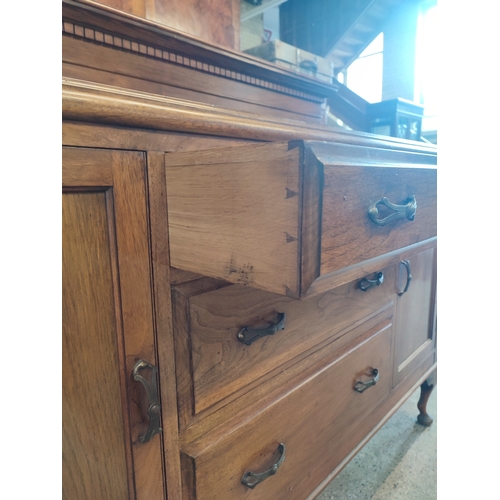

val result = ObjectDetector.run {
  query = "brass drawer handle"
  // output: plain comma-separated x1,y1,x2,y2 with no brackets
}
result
132,360,163,443
398,259,412,296
241,443,286,489
354,368,379,393
368,195,417,226
237,313,285,346
358,271,384,291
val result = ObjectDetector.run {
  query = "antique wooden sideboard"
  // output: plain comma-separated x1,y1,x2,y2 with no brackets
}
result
62,2,437,498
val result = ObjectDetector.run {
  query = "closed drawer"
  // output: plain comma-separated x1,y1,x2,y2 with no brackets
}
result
318,146,437,275
166,140,436,298
172,265,395,426
181,318,393,500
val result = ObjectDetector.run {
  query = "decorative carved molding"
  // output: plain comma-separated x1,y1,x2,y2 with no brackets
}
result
62,20,324,104
62,77,437,156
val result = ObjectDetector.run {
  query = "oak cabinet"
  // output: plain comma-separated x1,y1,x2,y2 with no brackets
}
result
63,138,436,500
61,141,436,500
62,3,437,497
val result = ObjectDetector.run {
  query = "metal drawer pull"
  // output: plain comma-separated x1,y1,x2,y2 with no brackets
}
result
358,271,384,291
132,359,163,443
241,443,286,489
398,259,412,296
354,368,379,393
237,313,285,346
368,195,417,226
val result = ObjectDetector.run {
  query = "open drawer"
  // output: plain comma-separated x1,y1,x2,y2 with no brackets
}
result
165,140,436,298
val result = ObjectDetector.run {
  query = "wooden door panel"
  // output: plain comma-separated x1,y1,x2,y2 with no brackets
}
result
62,191,130,500
393,246,437,387
62,148,165,499
62,147,113,186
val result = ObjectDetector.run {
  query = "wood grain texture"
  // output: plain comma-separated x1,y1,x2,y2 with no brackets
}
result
172,278,232,429
62,37,324,123
298,142,323,292
183,320,393,500
62,78,438,155
61,0,435,131
110,150,165,499
310,355,436,498
303,238,437,299
319,163,437,275
149,0,239,50
393,246,437,387
179,306,394,453
165,140,436,297
61,0,334,107
62,147,113,186
306,139,437,167
62,147,165,500
63,121,256,153
165,143,302,296
61,63,324,125
62,0,376,129
90,0,146,17
146,151,183,499
63,191,130,500
85,0,239,49
60,3,439,496
173,265,396,424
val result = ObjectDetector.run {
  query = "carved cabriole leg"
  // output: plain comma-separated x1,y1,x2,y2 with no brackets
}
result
417,370,437,426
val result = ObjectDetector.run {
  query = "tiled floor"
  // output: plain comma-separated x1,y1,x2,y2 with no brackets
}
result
316,387,437,500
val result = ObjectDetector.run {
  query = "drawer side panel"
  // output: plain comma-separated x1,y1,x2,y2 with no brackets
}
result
166,145,302,296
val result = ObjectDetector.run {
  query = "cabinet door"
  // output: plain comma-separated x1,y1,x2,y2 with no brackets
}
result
62,148,165,499
393,246,437,387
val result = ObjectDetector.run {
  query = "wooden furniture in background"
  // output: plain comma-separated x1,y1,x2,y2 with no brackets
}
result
81,0,240,49
62,2,437,498
368,98,425,140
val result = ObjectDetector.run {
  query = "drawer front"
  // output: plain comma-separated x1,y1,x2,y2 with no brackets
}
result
182,319,393,500
173,266,396,424
320,164,437,275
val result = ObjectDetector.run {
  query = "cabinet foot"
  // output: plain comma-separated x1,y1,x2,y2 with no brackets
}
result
417,371,436,426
